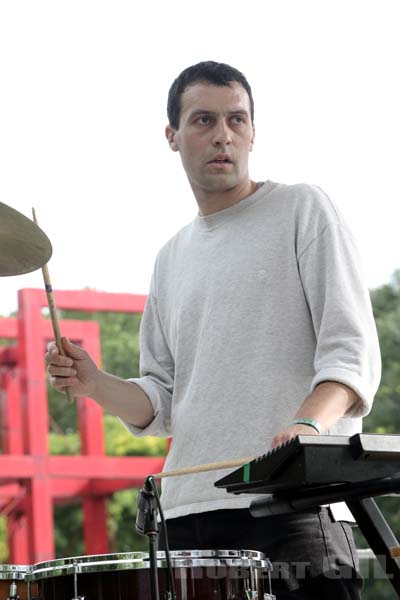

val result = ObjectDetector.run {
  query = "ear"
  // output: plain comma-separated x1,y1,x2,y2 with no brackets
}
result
165,125,179,152
249,125,255,152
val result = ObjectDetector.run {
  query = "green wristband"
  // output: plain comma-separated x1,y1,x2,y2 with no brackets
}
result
292,418,322,434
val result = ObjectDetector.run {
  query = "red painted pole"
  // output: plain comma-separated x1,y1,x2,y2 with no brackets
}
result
18,289,54,562
8,513,30,565
78,321,109,555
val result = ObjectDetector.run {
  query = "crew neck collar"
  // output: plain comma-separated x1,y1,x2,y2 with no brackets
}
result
194,180,278,231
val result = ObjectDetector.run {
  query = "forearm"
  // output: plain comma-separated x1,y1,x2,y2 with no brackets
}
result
91,370,155,428
294,381,360,432
271,381,360,448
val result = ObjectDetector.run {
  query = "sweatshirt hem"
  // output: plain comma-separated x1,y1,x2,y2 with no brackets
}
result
162,497,355,523
163,496,258,521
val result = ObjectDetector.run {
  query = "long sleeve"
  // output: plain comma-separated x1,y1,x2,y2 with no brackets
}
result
124,286,175,438
298,221,381,417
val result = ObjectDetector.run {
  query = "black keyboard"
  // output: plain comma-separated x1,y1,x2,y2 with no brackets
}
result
214,434,400,495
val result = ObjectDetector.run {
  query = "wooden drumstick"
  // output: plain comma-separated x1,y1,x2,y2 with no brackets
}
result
32,208,74,404
152,456,255,479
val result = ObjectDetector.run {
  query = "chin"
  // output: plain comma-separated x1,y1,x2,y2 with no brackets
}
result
203,176,238,192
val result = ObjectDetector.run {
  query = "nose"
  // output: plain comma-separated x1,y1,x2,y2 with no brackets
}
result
212,119,232,146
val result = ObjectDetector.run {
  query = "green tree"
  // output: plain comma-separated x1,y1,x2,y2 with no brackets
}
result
364,270,400,436
353,270,400,598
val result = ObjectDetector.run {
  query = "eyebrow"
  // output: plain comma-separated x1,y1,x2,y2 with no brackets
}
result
189,109,249,118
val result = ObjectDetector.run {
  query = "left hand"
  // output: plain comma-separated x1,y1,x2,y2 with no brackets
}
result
271,424,320,449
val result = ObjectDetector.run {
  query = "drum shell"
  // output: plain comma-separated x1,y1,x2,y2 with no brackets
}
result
30,551,273,600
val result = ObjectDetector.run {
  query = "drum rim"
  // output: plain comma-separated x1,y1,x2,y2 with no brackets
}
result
152,557,270,569
156,550,266,560
152,550,270,571
29,550,270,580
30,552,149,580
0,564,29,580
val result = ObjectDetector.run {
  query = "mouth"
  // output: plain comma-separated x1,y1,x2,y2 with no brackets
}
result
207,156,233,166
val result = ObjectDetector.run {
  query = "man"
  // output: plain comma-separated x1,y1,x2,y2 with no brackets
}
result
46,61,381,598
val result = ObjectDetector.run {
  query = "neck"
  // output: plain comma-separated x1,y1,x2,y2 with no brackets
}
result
194,179,258,216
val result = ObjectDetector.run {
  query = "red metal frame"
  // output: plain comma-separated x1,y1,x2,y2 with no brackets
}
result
0,288,165,564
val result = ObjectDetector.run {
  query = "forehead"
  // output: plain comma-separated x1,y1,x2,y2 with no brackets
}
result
180,82,251,118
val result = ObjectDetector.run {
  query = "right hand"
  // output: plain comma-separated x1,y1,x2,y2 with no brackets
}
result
45,337,99,397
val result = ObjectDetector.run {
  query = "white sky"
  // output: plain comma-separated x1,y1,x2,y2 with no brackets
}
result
1,0,399,317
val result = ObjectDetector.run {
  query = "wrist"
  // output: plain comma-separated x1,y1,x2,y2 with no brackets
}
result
291,417,322,434
90,368,105,399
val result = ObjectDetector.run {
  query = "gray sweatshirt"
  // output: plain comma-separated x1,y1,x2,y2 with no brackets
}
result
125,180,381,520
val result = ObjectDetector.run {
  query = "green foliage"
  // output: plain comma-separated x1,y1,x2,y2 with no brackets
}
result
107,489,149,553
0,517,7,562
361,572,396,600
370,271,400,320
98,312,141,379
0,338,15,347
355,270,400,597
364,269,400,436
54,504,84,558
104,414,167,456
49,431,80,455
48,383,78,435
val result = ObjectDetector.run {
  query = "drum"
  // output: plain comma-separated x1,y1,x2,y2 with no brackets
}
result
30,550,274,599
0,564,36,600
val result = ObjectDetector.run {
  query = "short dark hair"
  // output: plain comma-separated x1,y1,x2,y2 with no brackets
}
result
167,61,254,130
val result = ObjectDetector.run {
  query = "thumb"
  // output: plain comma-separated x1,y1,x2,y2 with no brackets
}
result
61,337,87,360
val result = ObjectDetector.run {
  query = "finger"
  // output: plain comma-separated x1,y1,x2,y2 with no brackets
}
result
61,337,88,360
46,352,74,368
48,365,77,378
271,433,290,448
47,340,58,353
49,375,79,390
44,345,60,365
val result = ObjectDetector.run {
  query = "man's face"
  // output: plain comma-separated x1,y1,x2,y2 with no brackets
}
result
166,82,255,195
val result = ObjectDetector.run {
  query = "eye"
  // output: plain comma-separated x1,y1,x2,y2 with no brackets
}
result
195,115,212,125
231,115,245,124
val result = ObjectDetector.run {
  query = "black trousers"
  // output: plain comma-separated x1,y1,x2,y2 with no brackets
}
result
159,507,363,599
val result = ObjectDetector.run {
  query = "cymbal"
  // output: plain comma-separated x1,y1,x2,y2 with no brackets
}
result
0,201,53,276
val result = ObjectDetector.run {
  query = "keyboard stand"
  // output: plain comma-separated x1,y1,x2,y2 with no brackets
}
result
347,497,400,595
250,475,400,596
